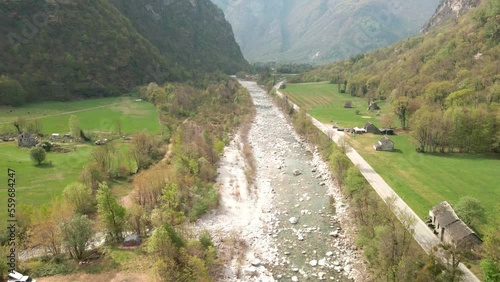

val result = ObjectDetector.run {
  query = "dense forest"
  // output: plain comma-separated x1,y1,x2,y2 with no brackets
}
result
0,0,248,106
295,0,499,153
112,0,248,74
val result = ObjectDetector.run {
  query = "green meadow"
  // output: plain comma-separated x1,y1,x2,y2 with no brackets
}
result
0,142,91,215
283,82,500,234
282,81,386,127
0,97,161,134
0,97,158,221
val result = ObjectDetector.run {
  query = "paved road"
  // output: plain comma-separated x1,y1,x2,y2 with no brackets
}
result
274,83,480,282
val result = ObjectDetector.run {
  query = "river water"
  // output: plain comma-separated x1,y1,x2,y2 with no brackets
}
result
197,81,361,281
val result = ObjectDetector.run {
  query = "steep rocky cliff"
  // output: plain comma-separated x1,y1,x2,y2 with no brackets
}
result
421,0,481,32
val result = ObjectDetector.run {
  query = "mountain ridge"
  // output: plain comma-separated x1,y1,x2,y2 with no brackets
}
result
211,0,440,64
421,0,481,32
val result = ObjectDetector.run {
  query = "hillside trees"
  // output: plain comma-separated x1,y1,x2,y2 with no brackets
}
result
298,0,499,153
0,75,26,106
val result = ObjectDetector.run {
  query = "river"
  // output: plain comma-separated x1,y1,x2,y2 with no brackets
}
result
197,81,362,281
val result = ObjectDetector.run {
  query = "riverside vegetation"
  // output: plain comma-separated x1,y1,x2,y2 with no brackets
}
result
0,75,254,281
269,87,499,281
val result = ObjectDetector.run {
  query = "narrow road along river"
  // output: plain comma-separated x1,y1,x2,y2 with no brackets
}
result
197,81,362,281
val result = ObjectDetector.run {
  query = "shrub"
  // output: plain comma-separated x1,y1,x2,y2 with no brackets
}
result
30,147,46,165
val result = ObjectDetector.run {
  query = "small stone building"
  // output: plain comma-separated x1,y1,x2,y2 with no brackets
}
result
429,201,482,249
367,102,380,111
364,122,381,134
373,136,394,151
17,132,38,148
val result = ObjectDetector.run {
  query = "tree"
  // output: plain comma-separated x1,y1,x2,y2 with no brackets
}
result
30,147,46,165
127,203,148,236
30,199,74,256
481,208,500,282
97,182,126,242
130,132,163,170
63,182,95,215
69,115,80,140
161,183,185,225
60,214,94,260
393,96,410,129
455,196,485,226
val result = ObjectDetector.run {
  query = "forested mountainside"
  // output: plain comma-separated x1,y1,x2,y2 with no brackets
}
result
111,0,248,74
211,0,439,64
0,0,248,106
297,0,500,153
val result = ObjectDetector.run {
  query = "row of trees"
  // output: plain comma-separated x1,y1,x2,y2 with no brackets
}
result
410,105,498,153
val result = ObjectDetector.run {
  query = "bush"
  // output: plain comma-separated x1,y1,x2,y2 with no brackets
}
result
30,147,46,165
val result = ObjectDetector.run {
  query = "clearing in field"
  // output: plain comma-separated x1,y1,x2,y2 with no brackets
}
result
282,81,500,235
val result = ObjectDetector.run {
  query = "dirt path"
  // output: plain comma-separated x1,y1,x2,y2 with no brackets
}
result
275,82,480,282
37,271,149,282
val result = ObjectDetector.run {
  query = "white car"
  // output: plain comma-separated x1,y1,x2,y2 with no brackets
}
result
8,271,36,282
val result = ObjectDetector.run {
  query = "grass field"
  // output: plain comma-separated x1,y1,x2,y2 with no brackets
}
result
283,82,500,235
0,97,158,222
282,81,386,127
0,97,161,134
0,142,92,217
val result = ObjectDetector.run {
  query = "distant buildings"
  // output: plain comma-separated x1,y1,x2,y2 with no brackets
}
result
429,201,482,249
373,136,394,151
17,132,38,148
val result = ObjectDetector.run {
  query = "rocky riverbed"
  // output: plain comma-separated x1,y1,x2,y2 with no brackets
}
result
196,81,364,281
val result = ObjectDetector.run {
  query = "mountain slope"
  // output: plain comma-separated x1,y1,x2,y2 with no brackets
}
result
421,0,481,31
0,0,172,104
298,0,499,152
111,0,248,74
0,0,248,106
211,0,439,64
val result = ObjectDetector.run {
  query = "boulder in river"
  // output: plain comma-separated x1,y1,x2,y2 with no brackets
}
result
289,217,299,224
293,169,302,176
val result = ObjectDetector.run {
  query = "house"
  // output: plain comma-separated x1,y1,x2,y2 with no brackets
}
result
17,132,38,148
373,136,394,151
8,270,36,282
380,128,395,135
363,122,381,134
429,202,482,249
367,102,380,111
123,234,142,247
